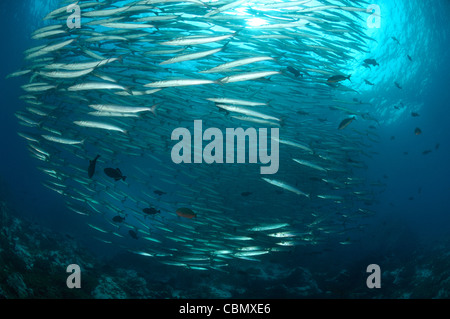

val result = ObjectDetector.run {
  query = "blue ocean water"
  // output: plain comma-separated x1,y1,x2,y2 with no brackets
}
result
0,0,450,299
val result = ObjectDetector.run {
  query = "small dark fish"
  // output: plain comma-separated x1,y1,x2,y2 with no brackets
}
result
318,118,328,123
287,66,302,78
422,150,432,155
415,127,422,135
369,125,377,129
390,136,395,140
104,168,126,181
392,37,400,45
394,105,400,110
241,191,252,196
176,207,197,219
403,152,409,155
435,143,440,150
129,230,138,239
411,112,420,117
112,215,125,223
407,55,412,62
395,82,402,89
297,110,310,116
363,59,379,67
327,74,351,83
88,155,100,178
154,190,166,196
409,196,414,201
364,79,374,86
338,117,356,130
418,187,422,194
143,207,160,215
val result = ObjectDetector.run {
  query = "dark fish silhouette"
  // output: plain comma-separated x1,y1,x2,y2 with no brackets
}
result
407,55,412,62
154,190,166,196
241,192,252,197
88,155,100,178
364,79,374,86
422,150,432,155
392,37,400,45
286,66,302,78
395,82,402,89
363,59,379,68
143,207,160,215
176,207,197,219
415,127,422,135
112,215,125,223
338,117,356,130
296,110,310,116
435,143,440,150
327,74,351,83
411,112,420,117
104,168,126,181
129,230,138,239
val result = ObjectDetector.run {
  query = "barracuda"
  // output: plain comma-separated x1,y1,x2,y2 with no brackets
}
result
42,135,85,145
215,104,280,122
206,97,267,107
159,48,222,65
201,56,275,73
73,121,127,134
67,82,128,91
89,104,158,114
10,0,384,269
160,34,234,46
292,158,328,172
43,56,122,71
144,78,215,88
25,39,75,60
219,71,281,83
248,223,290,232
262,178,310,198
39,68,95,79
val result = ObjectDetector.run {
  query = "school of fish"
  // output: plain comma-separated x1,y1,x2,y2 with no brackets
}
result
9,0,384,270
